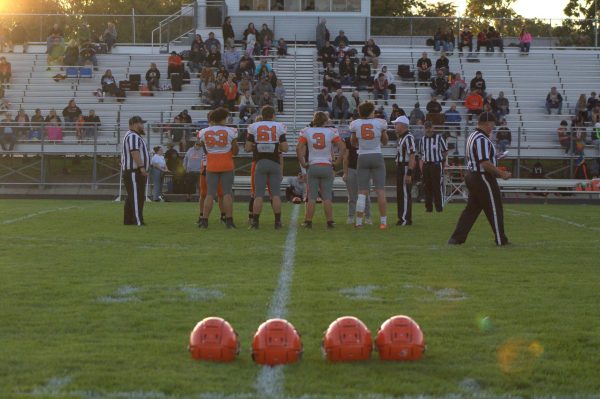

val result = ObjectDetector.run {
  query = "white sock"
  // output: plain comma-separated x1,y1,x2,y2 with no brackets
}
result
356,217,363,226
380,216,387,225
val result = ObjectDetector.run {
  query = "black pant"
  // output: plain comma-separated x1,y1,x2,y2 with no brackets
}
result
389,83,397,99
450,172,508,246
277,99,284,113
396,163,412,225
123,169,146,225
458,42,473,52
422,162,443,212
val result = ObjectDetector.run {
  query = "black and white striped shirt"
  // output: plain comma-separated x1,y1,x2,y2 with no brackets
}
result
121,130,149,171
396,132,416,163
419,134,448,163
466,128,496,173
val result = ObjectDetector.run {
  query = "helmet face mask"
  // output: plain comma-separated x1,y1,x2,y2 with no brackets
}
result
375,315,426,361
189,317,240,362
322,316,372,362
252,318,303,366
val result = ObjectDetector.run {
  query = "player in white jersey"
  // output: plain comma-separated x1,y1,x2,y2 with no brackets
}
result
245,106,288,229
349,101,389,229
296,111,345,228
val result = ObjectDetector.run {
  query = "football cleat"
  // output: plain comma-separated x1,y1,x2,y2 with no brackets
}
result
252,318,303,366
322,316,372,362
375,315,426,361
189,317,240,362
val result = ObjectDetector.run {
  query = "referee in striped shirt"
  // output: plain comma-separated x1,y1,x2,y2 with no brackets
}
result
418,121,448,213
121,116,149,226
449,112,511,246
393,116,416,226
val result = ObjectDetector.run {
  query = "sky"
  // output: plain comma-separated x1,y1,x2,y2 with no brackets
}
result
429,0,571,20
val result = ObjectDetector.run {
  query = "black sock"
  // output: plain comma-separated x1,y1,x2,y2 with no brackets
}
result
252,214,260,225
274,213,281,223
248,197,254,214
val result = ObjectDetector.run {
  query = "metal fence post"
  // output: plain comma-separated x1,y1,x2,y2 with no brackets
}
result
132,8,136,44
92,126,98,189
516,127,521,178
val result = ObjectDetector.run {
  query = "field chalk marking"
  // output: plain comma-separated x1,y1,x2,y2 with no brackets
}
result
255,205,300,399
540,214,600,231
2,206,81,225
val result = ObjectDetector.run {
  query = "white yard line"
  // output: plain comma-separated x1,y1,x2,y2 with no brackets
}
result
540,214,600,231
1,206,82,225
254,205,300,399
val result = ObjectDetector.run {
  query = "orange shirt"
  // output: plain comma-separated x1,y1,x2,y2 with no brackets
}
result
223,82,238,100
465,93,483,111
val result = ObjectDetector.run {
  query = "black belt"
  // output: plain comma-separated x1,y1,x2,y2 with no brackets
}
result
424,161,441,165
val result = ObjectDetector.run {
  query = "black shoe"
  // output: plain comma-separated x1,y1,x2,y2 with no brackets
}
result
198,219,208,229
425,209,433,213
302,221,312,229
326,221,335,229
447,238,463,245
249,223,259,230
226,220,237,229
274,221,283,230
396,220,408,226
499,240,511,247
220,215,227,225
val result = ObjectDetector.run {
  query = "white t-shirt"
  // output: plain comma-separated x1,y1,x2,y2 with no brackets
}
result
349,118,388,155
298,127,341,165
151,154,167,171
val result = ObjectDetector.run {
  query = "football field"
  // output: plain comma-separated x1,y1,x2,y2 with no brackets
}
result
1,199,599,399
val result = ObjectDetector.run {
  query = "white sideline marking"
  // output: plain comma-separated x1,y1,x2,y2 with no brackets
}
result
254,205,300,399
2,206,81,225
97,285,142,303
339,285,381,301
540,214,600,231
505,209,532,216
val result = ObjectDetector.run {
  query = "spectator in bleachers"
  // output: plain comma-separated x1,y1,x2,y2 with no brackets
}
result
101,69,119,96
46,116,62,142
592,103,600,124
426,95,444,127
222,16,235,49
592,122,600,156
145,63,161,91
572,115,587,155
331,89,349,121
476,30,487,52
258,23,274,55
206,47,222,69
587,92,598,119
435,52,449,74
375,105,387,121
47,37,65,68
444,104,461,136
433,28,445,52
223,75,238,111
277,38,288,56
244,27,257,57
470,71,486,98
169,117,185,152
0,25,11,53
496,91,510,118
239,104,257,127
78,23,92,45
238,90,257,115
323,65,341,92
75,114,86,142
545,87,563,115
484,94,498,119
339,56,356,86
255,59,272,79
46,24,63,54
335,41,353,65
458,26,473,53
84,109,101,138
214,74,226,108
190,35,207,72
315,18,329,51
465,89,484,124
430,69,449,100
45,109,61,125
238,75,252,95
355,58,372,90
0,57,11,84
10,22,28,53
319,41,336,68
62,99,82,133
362,38,381,69
200,71,216,105
1,112,15,151
254,75,274,99
379,66,396,100
349,90,361,116
205,31,221,52
557,120,571,152
333,30,349,48
79,42,98,67
275,79,286,113
0,98,10,116
417,52,432,84
102,22,117,53
388,104,405,123
167,51,184,78
236,55,255,80
409,103,425,125
30,108,44,140
373,73,389,105
446,29,456,52
519,28,532,54
178,109,193,143
223,45,241,74
317,88,332,114
495,118,511,153
63,40,80,66
448,73,466,101
258,91,274,108
486,26,504,52
14,109,30,139
151,146,169,202
576,94,588,121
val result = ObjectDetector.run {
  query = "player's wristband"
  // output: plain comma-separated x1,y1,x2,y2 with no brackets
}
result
406,169,413,176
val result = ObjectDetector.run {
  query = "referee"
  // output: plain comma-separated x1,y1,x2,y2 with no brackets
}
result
419,121,448,213
449,112,511,246
393,115,416,226
121,116,149,226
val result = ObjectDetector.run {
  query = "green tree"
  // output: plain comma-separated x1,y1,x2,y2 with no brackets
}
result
563,0,599,46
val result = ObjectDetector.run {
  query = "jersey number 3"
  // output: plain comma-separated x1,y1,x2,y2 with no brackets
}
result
312,132,326,150
204,130,228,148
360,124,375,140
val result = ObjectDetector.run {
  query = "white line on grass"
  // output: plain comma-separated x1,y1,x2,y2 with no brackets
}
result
2,206,82,225
254,205,300,399
540,214,600,231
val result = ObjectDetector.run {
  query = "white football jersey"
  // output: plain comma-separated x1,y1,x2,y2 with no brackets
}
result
349,118,388,155
298,127,341,165
247,121,287,153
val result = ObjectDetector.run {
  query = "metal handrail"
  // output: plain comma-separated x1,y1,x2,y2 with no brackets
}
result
151,1,197,51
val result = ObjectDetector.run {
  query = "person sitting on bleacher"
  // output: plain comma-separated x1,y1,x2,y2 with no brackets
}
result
101,69,119,96
235,55,255,80
465,89,484,124
63,40,80,66
476,30,487,52
167,51,184,78
0,57,11,85
426,95,443,117
223,45,241,74
254,76,274,102
379,66,396,100
339,56,356,86
430,69,449,100
495,118,511,153
318,41,336,68
355,58,372,91
14,109,30,140
444,104,461,137
362,38,381,69
557,120,571,152
592,104,600,125
545,86,563,115
458,26,473,53
145,63,161,91
255,59,272,79
0,25,12,53
277,38,288,56
62,99,82,134
204,32,222,53
258,91,274,108
496,91,510,118
317,88,332,115
44,109,61,125
323,65,341,92
84,109,101,138
30,109,44,140
237,76,252,96
587,92,598,120
335,41,353,65
238,90,256,116
200,71,216,105
388,104,405,123
469,71,486,98
486,26,504,52
79,42,98,68
416,52,432,84
47,37,65,69
102,22,117,53
0,112,15,151
484,94,498,121
46,24,63,55
373,73,389,105
206,47,222,69
448,73,466,101
519,28,532,54
267,70,278,89
331,89,350,122
333,30,349,48
223,75,238,111
10,22,28,54
409,103,425,125
190,34,207,73
435,52,449,74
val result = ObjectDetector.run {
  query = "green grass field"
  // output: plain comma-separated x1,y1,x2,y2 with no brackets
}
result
1,199,599,399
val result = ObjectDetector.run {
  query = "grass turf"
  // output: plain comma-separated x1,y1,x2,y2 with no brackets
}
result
0,199,599,398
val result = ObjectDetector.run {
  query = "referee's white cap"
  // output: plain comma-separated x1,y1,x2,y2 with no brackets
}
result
392,115,410,125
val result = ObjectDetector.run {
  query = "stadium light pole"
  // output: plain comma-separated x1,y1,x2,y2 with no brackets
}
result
595,0,598,47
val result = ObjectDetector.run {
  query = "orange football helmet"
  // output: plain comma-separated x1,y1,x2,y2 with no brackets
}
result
375,315,426,361
322,316,372,362
189,317,239,362
252,318,303,366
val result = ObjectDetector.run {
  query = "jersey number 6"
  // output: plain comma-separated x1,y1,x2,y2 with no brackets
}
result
361,124,375,140
204,130,228,148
